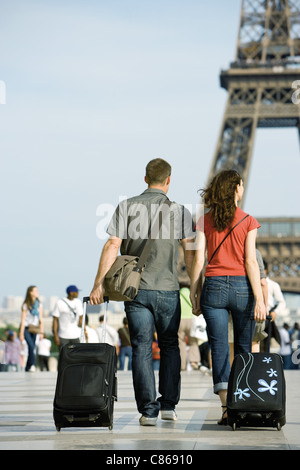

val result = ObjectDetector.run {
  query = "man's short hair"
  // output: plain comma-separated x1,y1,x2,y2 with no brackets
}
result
146,158,171,185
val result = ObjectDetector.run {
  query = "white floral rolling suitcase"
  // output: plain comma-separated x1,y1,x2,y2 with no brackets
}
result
227,318,286,431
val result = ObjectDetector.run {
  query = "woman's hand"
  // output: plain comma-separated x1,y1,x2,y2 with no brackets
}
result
253,299,267,322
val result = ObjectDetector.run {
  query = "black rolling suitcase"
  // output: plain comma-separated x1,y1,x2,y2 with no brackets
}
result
227,316,286,431
53,296,117,431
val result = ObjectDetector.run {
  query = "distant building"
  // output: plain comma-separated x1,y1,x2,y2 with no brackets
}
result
2,296,23,310
256,217,300,327
256,217,300,293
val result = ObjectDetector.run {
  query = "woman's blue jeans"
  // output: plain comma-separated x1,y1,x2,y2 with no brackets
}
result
125,289,181,418
200,276,254,395
24,327,37,371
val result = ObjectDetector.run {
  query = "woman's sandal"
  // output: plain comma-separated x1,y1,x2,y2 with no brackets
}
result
217,406,228,426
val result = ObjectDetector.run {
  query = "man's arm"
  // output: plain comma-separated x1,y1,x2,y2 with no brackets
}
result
256,249,269,313
52,317,60,347
90,236,122,305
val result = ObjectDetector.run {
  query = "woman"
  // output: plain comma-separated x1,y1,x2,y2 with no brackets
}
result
19,286,44,372
190,170,266,425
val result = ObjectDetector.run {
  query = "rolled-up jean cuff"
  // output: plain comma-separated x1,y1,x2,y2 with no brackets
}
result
214,382,228,395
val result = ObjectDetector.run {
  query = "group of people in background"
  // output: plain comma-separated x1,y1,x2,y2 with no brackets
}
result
2,284,146,373
2,269,297,376
1,278,298,377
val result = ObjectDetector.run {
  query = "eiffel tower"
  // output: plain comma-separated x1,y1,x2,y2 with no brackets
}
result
208,0,300,194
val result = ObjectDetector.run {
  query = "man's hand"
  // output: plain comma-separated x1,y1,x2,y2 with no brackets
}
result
190,289,202,316
89,236,121,305
90,284,105,305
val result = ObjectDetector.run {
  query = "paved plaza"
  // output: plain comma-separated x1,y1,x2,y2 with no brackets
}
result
0,369,299,451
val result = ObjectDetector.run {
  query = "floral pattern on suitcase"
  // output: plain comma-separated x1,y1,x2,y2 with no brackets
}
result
233,353,279,403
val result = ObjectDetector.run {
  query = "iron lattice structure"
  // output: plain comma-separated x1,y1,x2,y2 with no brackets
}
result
208,0,300,193
256,217,300,293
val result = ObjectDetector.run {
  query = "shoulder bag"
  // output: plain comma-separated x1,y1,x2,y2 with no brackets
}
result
28,324,41,334
61,298,77,318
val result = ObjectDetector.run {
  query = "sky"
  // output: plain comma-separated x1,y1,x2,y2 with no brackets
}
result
0,0,299,304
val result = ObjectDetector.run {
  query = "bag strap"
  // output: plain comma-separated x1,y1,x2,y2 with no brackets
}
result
208,214,249,264
61,298,77,317
135,199,172,272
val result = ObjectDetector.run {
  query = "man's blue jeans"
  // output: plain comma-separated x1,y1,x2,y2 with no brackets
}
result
125,289,181,417
200,276,255,395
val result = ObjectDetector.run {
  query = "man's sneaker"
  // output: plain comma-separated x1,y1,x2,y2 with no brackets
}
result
139,416,157,426
161,410,178,421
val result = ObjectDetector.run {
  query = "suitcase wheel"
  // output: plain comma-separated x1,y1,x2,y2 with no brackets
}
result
277,422,281,431
232,422,236,431
56,426,61,432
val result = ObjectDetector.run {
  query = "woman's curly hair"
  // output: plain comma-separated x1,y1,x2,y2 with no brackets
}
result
200,170,242,232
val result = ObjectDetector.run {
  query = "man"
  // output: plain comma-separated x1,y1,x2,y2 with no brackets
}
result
264,261,286,318
279,323,292,370
90,158,194,426
260,260,286,353
52,285,83,349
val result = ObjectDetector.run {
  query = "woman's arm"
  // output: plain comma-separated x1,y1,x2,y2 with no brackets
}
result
245,229,267,321
19,306,27,342
189,230,206,315
39,304,44,338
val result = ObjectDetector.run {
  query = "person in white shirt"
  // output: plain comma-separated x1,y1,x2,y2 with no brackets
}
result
52,285,83,350
279,323,292,369
96,315,120,355
85,315,100,343
264,261,286,318
37,335,52,371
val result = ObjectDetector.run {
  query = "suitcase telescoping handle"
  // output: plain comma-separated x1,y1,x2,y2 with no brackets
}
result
81,296,109,343
250,314,272,352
